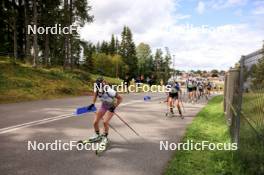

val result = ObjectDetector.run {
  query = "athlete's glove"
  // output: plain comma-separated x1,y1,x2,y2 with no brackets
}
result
87,104,95,110
109,106,116,113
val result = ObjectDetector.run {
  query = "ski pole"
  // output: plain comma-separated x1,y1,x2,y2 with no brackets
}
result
100,117,129,142
113,112,140,136
159,100,167,104
109,123,129,142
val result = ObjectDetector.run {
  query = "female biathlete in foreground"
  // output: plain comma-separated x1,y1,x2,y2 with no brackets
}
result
85,77,122,145
167,81,183,118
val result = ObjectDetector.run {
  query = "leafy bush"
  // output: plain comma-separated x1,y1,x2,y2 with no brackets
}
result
252,57,264,89
92,53,128,78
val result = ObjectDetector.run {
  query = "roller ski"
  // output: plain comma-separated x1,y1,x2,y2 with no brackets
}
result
179,112,184,119
77,133,102,145
165,107,176,117
165,112,176,117
95,135,109,156
178,104,184,119
165,110,184,119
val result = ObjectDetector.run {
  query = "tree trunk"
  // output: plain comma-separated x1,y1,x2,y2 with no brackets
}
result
12,0,17,61
44,34,50,67
24,0,30,59
7,23,11,58
63,0,69,70
13,22,17,60
67,34,72,69
32,0,38,67
18,0,24,59
69,0,73,70
63,34,69,69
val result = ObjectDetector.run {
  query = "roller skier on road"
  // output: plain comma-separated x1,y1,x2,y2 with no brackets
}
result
85,77,123,145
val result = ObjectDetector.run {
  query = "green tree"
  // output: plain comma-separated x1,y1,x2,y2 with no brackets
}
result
163,47,172,81
252,57,264,88
92,53,128,77
144,55,155,77
111,54,128,78
92,53,112,76
39,0,61,66
100,41,109,54
0,0,93,69
81,41,95,70
63,0,93,69
196,70,202,76
109,34,116,55
115,37,119,54
119,26,138,77
154,48,163,82
136,42,152,75
211,69,219,77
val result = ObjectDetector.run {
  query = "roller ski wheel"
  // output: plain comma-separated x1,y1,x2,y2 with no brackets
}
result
166,112,175,117
179,114,184,119
170,110,175,117
95,137,109,156
76,140,91,149
77,139,96,145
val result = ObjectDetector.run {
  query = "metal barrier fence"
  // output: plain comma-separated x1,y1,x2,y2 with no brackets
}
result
224,55,264,174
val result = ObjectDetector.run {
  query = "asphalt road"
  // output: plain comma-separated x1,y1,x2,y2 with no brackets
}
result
0,92,209,175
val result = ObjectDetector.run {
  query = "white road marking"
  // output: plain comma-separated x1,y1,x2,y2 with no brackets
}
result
0,114,74,134
0,96,164,135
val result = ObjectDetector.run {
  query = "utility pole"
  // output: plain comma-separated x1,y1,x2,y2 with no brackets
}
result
262,40,264,54
173,55,176,80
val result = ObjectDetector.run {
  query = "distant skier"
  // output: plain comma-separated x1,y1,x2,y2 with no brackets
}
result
123,75,130,93
167,80,183,118
186,77,194,103
197,81,204,99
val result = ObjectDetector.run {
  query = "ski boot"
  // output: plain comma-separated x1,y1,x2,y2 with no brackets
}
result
179,113,184,119
169,108,175,117
88,133,102,143
78,133,102,145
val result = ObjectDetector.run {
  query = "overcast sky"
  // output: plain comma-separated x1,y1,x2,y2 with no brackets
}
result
80,0,264,71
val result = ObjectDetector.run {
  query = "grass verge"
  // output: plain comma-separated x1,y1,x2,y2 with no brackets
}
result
165,96,233,175
235,90,264,174
0,57,122,104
